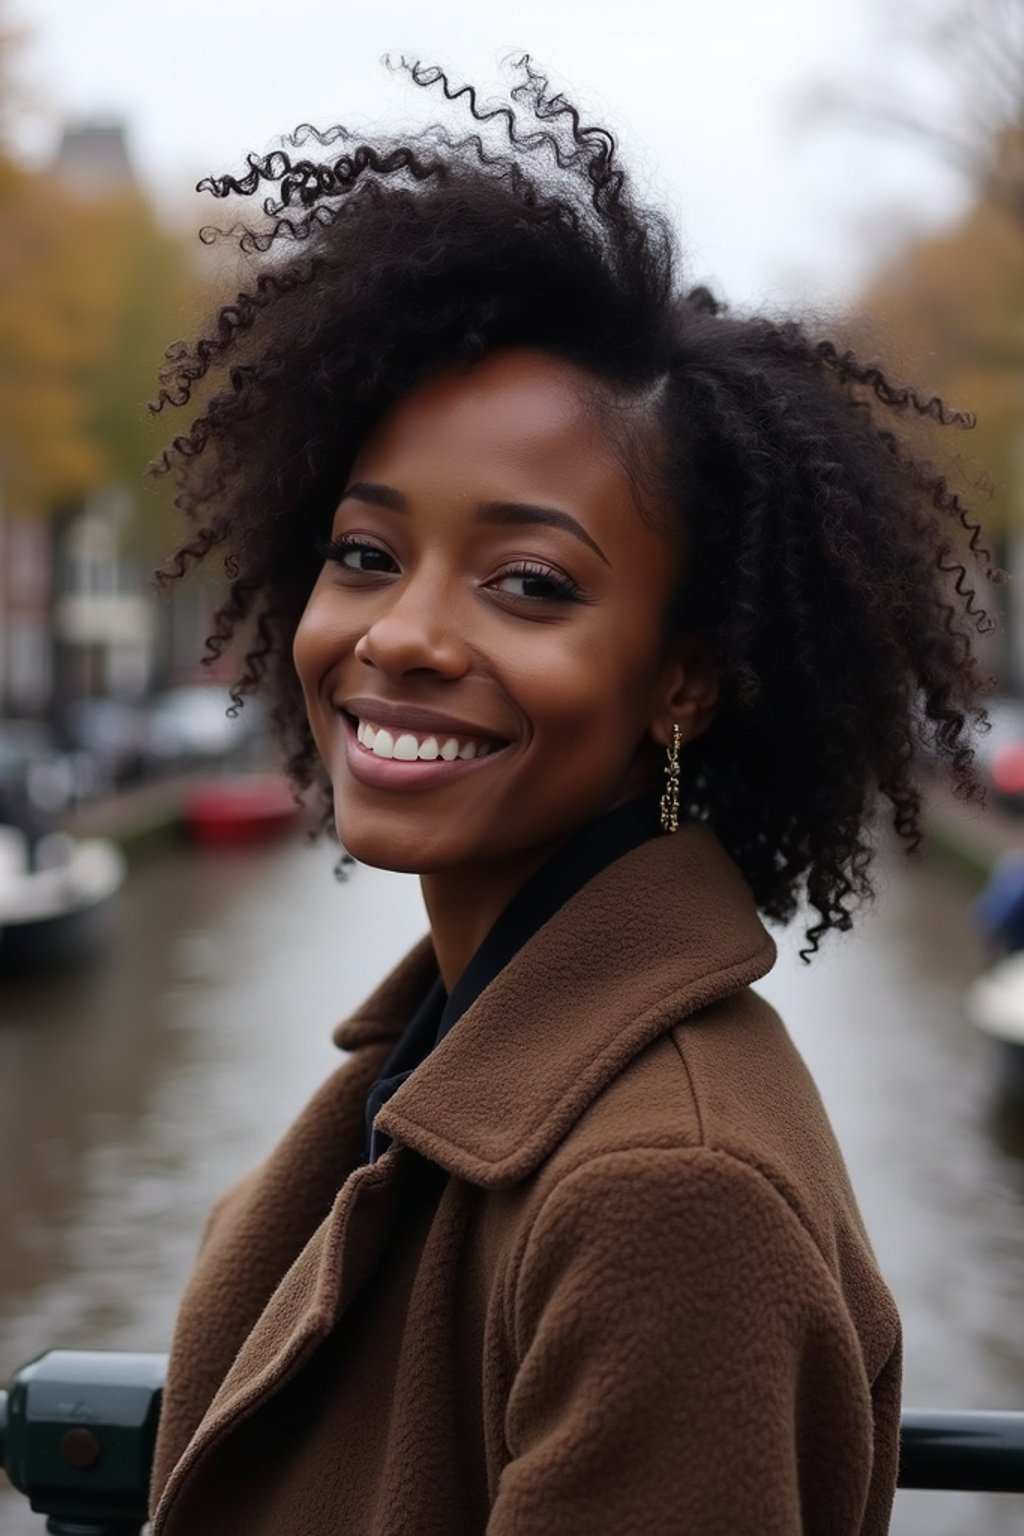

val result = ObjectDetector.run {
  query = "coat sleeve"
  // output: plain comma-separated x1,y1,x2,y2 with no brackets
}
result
487,1145,890,1536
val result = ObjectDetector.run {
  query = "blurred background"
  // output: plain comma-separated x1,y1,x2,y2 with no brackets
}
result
1,1,1023,1532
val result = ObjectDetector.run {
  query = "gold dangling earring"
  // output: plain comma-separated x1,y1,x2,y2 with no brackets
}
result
659,723,682,834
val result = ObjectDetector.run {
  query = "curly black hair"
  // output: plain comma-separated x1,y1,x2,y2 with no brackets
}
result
149,56,999,957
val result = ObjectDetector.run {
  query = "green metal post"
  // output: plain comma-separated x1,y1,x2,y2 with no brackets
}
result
0,1351,165,1534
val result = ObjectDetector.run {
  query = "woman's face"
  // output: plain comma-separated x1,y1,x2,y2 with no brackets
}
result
293,348,713,875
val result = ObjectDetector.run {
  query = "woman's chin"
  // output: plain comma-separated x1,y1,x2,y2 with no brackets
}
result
332,810,457,877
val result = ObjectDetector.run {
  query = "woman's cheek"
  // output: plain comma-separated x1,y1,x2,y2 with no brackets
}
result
294,587,342,694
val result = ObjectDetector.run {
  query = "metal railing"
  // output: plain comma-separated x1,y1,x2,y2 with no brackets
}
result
1,1352,1023,1533
899,1407,1024,1492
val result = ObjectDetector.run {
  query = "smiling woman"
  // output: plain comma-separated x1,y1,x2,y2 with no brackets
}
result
144,57,995,1536
292,348,713,946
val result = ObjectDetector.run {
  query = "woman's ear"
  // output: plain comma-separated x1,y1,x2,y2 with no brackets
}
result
650,633,719,749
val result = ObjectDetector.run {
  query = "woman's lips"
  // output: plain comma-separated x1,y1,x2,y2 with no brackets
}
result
338,709,511,791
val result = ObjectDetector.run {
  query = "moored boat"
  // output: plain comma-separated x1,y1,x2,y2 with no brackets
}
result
963,955,1024,1102
0,825,126,972
182,773,302,845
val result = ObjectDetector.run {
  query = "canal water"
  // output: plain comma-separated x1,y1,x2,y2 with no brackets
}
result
1,828,1021,1534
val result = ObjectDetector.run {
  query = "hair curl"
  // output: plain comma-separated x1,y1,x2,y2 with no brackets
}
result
149,56,999,957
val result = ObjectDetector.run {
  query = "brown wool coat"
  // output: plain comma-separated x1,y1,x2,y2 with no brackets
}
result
150,822,902,1535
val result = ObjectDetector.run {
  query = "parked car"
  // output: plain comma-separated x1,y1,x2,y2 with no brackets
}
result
60,696,150,790
143,686,266,770
0,718,92,818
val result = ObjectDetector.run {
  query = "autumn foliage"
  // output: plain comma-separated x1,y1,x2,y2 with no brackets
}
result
0,12,199,523
856,125,1024,533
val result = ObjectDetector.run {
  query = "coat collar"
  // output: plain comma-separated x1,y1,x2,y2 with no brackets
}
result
334,822,776,1188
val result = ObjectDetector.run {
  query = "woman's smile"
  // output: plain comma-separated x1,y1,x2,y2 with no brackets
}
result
339,706,513,791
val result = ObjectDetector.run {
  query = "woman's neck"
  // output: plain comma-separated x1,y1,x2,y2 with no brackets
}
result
419,839,569,993
420,776,659,991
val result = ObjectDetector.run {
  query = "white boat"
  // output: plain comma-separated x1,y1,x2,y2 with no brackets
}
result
0,825,126,972
964,955,1024,1100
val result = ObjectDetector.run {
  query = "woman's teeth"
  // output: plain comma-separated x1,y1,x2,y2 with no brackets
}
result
355,719,493,762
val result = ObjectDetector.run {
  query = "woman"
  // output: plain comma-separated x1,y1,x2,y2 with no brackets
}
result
146,60,994,1535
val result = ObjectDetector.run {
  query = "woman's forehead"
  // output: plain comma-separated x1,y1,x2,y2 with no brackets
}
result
355,350,605,461
349,349,671,536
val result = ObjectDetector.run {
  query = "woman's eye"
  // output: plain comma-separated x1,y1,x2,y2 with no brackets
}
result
316,537,397,574
313,541,578,602
492,563,581,602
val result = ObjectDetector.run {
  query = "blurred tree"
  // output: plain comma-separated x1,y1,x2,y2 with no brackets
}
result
0,19,200,540
56,181,200,556
823,0,1024,236
858,163,1024,509
832,1,1024,532
0,4,212,717
0,0,28,155
815,2,1024,686
0,11,103,510
0,169,109,510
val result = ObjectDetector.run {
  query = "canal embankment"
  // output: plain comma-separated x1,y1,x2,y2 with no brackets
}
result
921,776,1024,886
59,773,206,857
58,771,317,860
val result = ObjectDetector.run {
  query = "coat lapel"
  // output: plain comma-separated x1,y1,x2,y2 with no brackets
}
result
345,820,776,1186
154,1142,415,1530
206,1149,410,1411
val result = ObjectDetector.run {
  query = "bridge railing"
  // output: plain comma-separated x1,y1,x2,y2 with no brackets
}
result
1,1352,1023,1533
899,1407,1024,1492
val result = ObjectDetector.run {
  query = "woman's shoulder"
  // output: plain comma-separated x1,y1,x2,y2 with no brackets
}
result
530,982,888,1316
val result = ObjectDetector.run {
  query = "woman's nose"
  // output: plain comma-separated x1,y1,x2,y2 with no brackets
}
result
353,578,470,679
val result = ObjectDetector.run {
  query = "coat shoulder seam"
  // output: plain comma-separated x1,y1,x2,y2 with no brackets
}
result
508,1142,884,1364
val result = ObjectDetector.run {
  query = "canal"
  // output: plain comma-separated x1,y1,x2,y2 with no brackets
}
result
1,827,1022,1534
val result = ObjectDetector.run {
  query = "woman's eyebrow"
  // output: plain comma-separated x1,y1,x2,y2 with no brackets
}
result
339,481,407,512
476,501,609,565
339,482,610,566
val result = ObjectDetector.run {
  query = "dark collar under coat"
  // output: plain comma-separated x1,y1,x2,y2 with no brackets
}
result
334,815,778,1190
361,793,665,1165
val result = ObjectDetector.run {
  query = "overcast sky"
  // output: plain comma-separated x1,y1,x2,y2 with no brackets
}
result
9,0,970,313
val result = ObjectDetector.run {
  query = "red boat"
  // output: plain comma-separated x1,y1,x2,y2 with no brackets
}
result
182,774,302,845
